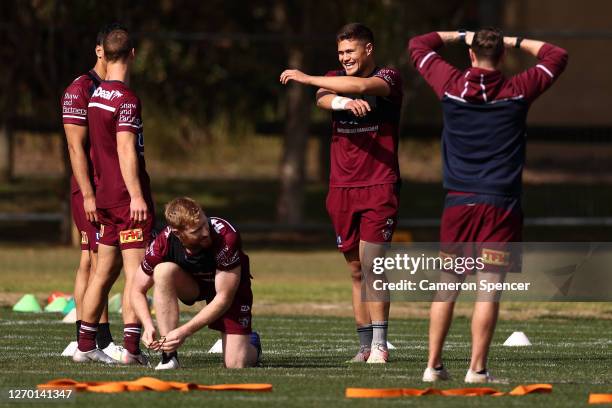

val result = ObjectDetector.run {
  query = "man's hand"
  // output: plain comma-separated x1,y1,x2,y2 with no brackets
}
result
280,69,311,85
130,196,148,222
503,36,517,48
465,31,475,47
83,193,98,223
159,327,190,353
142,325,158,349
346,99,371,117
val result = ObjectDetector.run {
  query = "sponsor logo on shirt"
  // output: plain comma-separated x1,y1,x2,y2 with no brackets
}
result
92,87,123,101
63,106,87,115
382,228,392,241
217,247,239,268
481,248,510,266
145,241,155,256
336,125,379,134
119,228,144,244
239,317,250,328
211,218,225,233
240,305,250,313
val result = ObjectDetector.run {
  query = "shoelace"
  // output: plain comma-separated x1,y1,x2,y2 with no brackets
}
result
144,336,166,367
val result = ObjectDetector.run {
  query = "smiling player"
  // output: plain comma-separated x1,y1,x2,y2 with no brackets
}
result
280,23,403,364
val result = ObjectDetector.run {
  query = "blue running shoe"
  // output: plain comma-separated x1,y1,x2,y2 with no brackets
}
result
249,331,262,366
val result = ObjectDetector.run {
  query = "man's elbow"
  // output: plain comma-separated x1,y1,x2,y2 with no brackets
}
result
356,82,369,94
407,37,418,54
215,293,235,312
407,38,422,66
558,48,569,70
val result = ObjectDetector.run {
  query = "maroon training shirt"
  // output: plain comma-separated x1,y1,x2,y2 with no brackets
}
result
141,217,251,302
326,67,403,187
87,80,152,209
61,70,101,194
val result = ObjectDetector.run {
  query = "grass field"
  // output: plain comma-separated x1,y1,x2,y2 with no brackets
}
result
0,245,611,406
0,312,610,407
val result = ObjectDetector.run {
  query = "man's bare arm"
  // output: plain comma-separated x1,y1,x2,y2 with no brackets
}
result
130,266,157,347
315,88,372,117
65,124,97,222
502,36,546,57
181,267,241,335
437,30,545,56
281,69,390,96
315,89,336,109
131,266,155,329
116,131,147,221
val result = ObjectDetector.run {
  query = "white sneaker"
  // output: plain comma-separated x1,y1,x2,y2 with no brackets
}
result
61,341,78,357
366,343,389,364
101,342,121,359
73,348,118,364
114,346,150,365
422,366,451,382
465,369,504,383
155,355,179,370
346,346,371,363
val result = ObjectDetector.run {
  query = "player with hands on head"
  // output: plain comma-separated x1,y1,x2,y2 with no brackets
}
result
409,27,567,383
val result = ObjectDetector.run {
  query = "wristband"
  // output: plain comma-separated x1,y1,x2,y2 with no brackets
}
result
458,30,466,44
331,96,352,110
515,37,524,49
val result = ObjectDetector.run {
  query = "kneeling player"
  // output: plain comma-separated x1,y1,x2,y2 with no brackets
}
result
131,197,261,369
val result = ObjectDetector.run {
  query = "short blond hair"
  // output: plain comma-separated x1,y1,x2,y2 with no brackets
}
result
164,197,204,230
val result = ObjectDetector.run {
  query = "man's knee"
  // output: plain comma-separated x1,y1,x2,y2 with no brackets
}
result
347,261,362,282
224,354,252,369
153,263,180,284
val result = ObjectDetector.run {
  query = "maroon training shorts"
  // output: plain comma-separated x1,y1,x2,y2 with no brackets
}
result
181,280,253,335
71,190,99,251
97,203,154,250
326,183,400,252
440,192,523,273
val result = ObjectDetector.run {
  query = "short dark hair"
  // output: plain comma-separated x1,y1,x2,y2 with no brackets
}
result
471,27,504,64
336,23,374,44
96,22,127,46
103,28,133,62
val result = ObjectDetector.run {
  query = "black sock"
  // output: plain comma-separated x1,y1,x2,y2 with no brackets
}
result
161,351,178,363
96,323,113,349
434,364,444,371
356,325,373,350
75,320,82,342
477,368,487,375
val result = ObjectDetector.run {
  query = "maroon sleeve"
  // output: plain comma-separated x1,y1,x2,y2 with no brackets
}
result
510,43,568,102
211,219,242,271
61,80,88,126
325,70,340,78
116,95,142,134
141,228,170,275
408,32,463,99
374,67,403,104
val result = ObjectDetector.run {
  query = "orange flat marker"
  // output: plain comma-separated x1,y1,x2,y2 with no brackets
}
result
38,377,272,393
346,384,552,398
